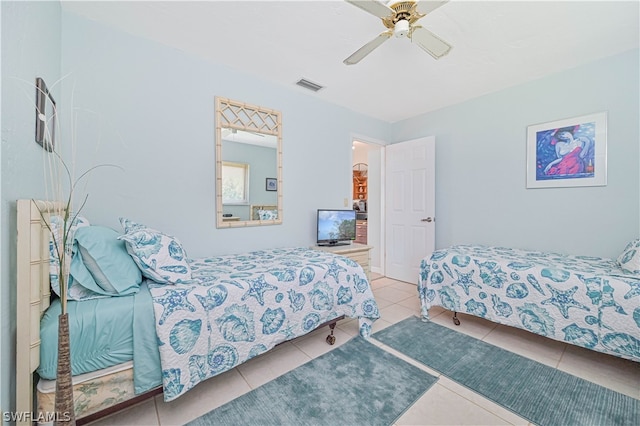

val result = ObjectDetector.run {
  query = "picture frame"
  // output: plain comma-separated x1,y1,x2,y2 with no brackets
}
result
265,178,277,191
35,77,56,152
526,112,607,188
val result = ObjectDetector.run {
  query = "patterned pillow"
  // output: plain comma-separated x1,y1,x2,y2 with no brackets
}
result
49,215,90,298
258,209,278,220
617,239,640,275
119,217,148,233
118,218,193,284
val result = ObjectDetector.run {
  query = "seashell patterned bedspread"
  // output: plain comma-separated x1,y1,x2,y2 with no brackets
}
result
148,247,380,401
418,245,640,363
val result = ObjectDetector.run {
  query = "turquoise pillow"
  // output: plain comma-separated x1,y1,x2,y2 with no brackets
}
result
70,225,142,296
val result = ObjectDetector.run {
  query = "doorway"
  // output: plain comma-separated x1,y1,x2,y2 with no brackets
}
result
352,136,436,283
352,140,383,276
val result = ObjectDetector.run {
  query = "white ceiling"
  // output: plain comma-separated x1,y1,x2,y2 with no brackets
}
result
60,0,640,123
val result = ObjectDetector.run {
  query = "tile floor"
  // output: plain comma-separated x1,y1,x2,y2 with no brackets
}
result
89,274,640,425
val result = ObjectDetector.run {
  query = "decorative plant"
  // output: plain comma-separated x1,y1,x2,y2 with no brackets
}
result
34,78,119,425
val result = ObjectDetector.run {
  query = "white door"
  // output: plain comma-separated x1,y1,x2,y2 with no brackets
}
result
384,136,436,284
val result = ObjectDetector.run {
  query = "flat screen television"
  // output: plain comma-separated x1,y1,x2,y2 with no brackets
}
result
316,209,356,246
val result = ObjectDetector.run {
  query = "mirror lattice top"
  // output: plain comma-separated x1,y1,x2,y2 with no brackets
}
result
218,98,280,136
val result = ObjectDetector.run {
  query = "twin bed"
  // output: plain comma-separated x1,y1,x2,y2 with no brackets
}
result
16,200,379,424
419,244,640,363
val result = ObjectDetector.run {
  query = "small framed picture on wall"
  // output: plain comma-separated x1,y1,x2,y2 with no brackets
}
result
35,77,56,152
266,178,277,191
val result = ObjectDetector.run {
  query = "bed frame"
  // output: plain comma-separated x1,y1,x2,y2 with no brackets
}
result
15,199,342,425
16,200,60,426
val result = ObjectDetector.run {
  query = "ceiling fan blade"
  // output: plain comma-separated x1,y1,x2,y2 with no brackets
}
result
415,0,450,16
345,0,394,19
410,26,452,59
343,31,392,65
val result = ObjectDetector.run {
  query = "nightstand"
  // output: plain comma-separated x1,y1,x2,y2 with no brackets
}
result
311,243,372,282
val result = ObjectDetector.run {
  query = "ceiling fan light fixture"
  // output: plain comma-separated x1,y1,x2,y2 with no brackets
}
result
394,19,409,38
343,0,452,65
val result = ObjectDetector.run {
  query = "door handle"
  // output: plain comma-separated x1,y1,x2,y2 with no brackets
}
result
421,217,434,222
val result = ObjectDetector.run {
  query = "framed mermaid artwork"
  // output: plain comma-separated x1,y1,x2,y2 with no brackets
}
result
526,111,607,188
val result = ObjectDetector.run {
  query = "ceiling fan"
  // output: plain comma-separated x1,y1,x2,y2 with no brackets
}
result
344,0,452,65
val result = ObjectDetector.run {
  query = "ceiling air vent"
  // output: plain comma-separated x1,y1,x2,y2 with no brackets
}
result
296,78,324,92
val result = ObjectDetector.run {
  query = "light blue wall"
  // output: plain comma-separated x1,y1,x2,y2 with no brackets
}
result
58,10,390,257
392,49,640,259
1,0,61,415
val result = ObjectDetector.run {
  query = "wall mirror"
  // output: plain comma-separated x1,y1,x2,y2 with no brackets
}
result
215,97,282,228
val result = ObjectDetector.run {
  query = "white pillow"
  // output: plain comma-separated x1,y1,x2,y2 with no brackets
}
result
617,238,640,275
118,218,193,284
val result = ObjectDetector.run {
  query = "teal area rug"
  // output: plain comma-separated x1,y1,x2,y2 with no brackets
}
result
187,337,438,426
373,316,640,426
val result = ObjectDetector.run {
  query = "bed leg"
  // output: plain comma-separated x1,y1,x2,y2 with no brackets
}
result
326,322,337,345
452,312,460,326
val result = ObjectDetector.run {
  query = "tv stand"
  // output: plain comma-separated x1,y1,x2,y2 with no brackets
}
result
311,243,372,282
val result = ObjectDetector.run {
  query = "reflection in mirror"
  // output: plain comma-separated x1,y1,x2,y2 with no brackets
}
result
221,160,250,205
215,97,282,228
221,131,277,220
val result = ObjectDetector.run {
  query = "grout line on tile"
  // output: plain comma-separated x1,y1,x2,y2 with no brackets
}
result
371,338,442,379
235,365,254,390
154,395,161,426
289,339,324,361
425,310,445,319
478,321,500,341
554,343,568,369
435,380,528,425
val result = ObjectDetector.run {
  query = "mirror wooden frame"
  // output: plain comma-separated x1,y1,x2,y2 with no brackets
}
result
215,96,283,228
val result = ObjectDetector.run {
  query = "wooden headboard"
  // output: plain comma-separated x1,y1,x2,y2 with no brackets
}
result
16,199,64,425
250,204,278,220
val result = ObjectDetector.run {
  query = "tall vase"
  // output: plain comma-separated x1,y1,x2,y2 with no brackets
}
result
54,312,76,425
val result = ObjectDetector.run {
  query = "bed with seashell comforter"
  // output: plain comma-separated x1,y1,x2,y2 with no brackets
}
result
151,247,380,401
17,200,380,425
418,244,640,363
